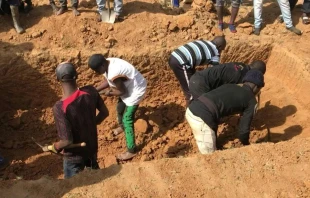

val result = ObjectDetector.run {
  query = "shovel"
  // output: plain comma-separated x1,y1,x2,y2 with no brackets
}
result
101,0,116,23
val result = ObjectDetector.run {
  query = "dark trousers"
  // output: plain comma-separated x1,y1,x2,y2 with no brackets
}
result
168,55,195,103
63,154,99,179
188,73,211,100
59,0,78,7
289,0,310,13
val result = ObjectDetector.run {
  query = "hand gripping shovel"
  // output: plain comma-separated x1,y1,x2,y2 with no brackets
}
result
31,137,86,152
101,0,116,23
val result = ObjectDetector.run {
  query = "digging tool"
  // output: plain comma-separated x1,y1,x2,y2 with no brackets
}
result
31,137,86,150
101,0,116,24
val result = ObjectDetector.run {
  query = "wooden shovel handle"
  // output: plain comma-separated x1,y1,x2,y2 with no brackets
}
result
64,142,86,149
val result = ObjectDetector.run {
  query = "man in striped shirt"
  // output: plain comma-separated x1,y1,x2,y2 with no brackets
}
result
169,36,226,106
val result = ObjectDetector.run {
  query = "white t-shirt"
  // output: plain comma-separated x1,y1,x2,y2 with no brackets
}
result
103,58,147,106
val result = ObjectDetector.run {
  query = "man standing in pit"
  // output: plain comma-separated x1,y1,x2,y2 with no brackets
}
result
42,62,109,179
186,70,265,154
88,54,147,161
169,36,226,106
189,60,266,99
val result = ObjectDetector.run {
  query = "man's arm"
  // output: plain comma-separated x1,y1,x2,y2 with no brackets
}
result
105,78,127,97
96,93,109,125
43,104,73,153
238,98,257,145
209,55,220,65
96,80,109,92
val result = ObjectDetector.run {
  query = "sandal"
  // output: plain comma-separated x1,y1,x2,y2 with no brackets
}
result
302,16,310,25
116,151,136,161
112,127,124,136
228,23,237,33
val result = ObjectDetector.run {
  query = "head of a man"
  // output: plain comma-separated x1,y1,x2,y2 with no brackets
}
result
242,70,265,95
250,60,266,74
56,62,77,83
211,36,227,53
88,54,109,74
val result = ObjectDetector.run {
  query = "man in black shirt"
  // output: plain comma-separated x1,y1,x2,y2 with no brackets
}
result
185,70,265,154
189,60,266,100
41,62,109,179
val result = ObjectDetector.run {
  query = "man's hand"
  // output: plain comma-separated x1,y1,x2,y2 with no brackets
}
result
42,144,58,153
104,89,112,96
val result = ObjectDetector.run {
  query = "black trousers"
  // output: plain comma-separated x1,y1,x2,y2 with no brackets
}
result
289,0,310,13
188,73,211,100
168,55,195,102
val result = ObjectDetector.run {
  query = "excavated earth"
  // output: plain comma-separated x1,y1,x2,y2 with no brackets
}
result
0,0,310,197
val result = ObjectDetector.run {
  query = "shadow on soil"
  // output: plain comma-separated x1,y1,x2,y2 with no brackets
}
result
217,100,302,147
0,40,60,180
136,102,185,152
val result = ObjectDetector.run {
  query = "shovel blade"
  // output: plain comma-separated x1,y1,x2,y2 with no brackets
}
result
101,10,116,24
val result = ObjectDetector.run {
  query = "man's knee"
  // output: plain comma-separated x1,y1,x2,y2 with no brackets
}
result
216,0,224,7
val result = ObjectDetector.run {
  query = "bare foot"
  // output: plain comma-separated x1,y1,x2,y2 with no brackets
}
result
116,151,136,161
112,127,123,136
57,7,67,15
72,7,80,16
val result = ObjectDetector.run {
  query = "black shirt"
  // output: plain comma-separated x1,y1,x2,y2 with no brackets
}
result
197,62,250,90
53,86,105,159
189,84,257,145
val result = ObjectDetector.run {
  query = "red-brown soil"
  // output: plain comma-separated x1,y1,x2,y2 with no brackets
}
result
0,0,310,196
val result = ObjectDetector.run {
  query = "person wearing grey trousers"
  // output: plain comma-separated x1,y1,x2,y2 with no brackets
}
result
96,0,123,22
0,0,25,33
253,0,302,35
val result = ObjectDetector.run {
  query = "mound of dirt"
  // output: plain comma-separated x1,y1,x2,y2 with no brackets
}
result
1,138,310,197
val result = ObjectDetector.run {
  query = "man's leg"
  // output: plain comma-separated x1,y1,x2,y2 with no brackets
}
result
116,105,139,161
185,108,216,154
9,0,25,34
113,98,126,135
253,0,263,35
84,154,100,170
96,0,106,22
63,157,84,179
114,0,123,20
278,0,302,34
168,55,194,105
228,0,241,33
71,0,80,16
49,0,58,14
57,0,68,15
301,0,310,24
216,0,224,30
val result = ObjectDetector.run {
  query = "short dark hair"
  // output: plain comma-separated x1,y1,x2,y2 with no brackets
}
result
56,62,77,82
88,54,107,70
250,60,266,74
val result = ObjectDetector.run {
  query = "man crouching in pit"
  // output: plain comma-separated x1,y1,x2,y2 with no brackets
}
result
185,70,265,153
88,54,147,161
42,62,109,179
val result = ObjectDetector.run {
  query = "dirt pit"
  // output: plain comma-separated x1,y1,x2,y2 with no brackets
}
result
0,39,310,182
1,0,310,196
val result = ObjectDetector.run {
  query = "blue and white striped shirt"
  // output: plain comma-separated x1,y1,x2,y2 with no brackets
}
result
171,40,220,68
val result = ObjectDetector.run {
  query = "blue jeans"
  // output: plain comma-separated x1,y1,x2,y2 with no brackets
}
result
96,0,123,15
254,0,293,28
63,155,99,179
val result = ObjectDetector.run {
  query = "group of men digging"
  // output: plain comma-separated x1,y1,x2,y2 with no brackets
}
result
0,35,268,178
170,36,266,153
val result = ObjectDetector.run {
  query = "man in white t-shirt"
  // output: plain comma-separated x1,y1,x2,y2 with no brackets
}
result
88,54,147,161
